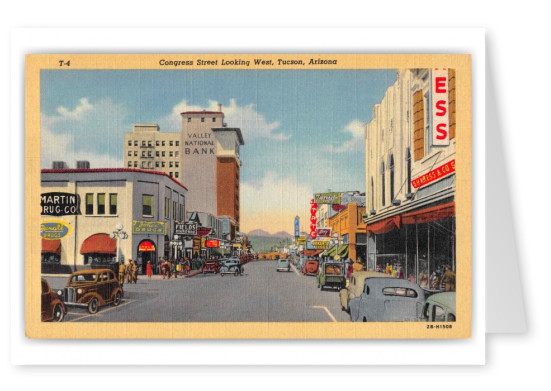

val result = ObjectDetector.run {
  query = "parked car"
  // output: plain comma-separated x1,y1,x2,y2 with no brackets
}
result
219,258,243,276
276,258,291,272
340,271,388,312
317,262,345,290
422,292,456,322
202,259,220,274
349,277,425,322
302,259,319,276
58,269,123,314
41,278,66,322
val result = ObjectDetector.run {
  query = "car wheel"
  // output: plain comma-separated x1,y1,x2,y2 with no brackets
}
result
52,303,64,322
87,298,99,314
363,317,367,322
112,292,122,306
234,269,239,276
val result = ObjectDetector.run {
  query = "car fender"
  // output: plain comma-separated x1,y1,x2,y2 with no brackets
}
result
78,292,106,306
110,288,123,301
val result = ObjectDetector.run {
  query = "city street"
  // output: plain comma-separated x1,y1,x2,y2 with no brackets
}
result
42,260,350,323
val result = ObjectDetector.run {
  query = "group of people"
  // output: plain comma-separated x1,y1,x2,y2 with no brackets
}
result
378,263,406,279
418,265,456,292
118,259,139,286
159,257,191,279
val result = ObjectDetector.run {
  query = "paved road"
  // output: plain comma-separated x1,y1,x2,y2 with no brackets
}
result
43,260,351,322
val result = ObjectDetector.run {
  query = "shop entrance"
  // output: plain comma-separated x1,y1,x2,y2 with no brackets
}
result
138,239,157,275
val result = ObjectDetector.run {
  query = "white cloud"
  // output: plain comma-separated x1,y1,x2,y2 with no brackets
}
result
41,97,127,168
328,119,366,153
240,171,312,234
159,98,290,141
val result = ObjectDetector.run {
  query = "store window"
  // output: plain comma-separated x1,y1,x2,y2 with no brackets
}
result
165,197,169,219
389,154,395,202
173,201,177,219
109,193,117,215
85,193,93,214
380,161,385,207
406,148,412,195
142,195,154,216
97,193,105,215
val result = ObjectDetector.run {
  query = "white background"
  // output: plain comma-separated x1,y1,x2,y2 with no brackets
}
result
2,0,548,388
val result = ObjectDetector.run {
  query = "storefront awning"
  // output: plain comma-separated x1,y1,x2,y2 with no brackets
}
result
337,244,349,258
366,215,401,237
322,246,337,257
302,249,323,257
402,202,455,224
80,233,116,255
42,238,61,255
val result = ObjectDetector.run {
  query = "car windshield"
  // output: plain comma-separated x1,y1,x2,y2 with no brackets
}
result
71,273,97,283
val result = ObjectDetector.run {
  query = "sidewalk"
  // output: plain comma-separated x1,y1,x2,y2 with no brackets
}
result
41,270,204,279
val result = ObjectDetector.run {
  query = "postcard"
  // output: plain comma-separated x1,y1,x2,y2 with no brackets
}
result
26,53,471,339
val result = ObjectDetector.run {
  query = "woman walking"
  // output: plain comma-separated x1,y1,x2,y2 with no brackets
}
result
146,261,153,279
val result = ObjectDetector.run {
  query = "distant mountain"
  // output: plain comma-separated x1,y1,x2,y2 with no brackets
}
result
247,229,272,237
272,231,293,239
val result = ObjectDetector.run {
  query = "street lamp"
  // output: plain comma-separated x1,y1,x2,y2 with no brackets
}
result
110,224,128,264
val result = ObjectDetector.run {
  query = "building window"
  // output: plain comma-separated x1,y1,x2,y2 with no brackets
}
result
165,197,169,219
169,162,173,168
380,161,385,207
212,117,216,122
179,204,184,220
175,172,179,178
127,151,132,156
142,151,145,157
173,201,177,219
162,151,165,157
142,141,146,146
169,151,173,157
162,141,165,146
134,151,137,156
201,117,205,122
85,193,93,214
175,162,179,168
109,193,117,215
97,193,105,215
175,151,179,157
143,195,154,216
148,151,152,157
134,140,138,146
156,151,159,157
127,161,132,168
170,141,173,146
156,162,160,168
133,161,137,168
169,172,173,177
148,140,152,147
175,141,179,146
162,162,165,168
389,155,395,202
156,140,160,146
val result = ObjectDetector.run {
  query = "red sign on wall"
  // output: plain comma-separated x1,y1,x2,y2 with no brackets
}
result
205,239,220,248
197,227,212,237
411,159,455,189
316,228,332,237
138,240,156,252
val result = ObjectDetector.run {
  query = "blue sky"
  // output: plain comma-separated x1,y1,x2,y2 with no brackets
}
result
41,69,396,233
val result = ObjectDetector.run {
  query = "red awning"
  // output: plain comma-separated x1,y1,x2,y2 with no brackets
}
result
42,238,61,255
302,250,323,257
402,202,455,224
80,233,117,255
366,215,401,237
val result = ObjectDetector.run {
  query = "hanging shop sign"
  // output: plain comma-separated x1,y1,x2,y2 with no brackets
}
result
332,204,346,212
138,240,156,252
174,221,197,236
309,199,318,239
432,68,450,146
197,227,212,237
316,228,332,237
411,159,455,189
41,192,81,216
294,216,300,238
314,192,342,205
233,243,242,248
41,220,72,240
132,220,167,235
296,236,306,245
312,240,330,250
205,239,220,248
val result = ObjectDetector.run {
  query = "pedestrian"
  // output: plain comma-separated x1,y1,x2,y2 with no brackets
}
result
167,259,172,279
175,260,181,278
385,263,391,275
126,259,133,283
398,267,405,279
146,261,153,279
161,257,167,279
430,272,439,289
441,265,456,292
118,261,125,288
347,262,354,279
132,260,139,283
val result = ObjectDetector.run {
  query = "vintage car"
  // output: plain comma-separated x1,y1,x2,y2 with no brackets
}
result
422,292,456,322
41,278,67,322
58,269,123,314
317,262,346,290
340,271,389,312
349,277,425,322
202,259,220,274
302,259,319,276
219,258,243,276
276,258,291,272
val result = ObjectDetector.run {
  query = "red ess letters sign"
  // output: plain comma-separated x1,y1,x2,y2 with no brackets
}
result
432,68,449,146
